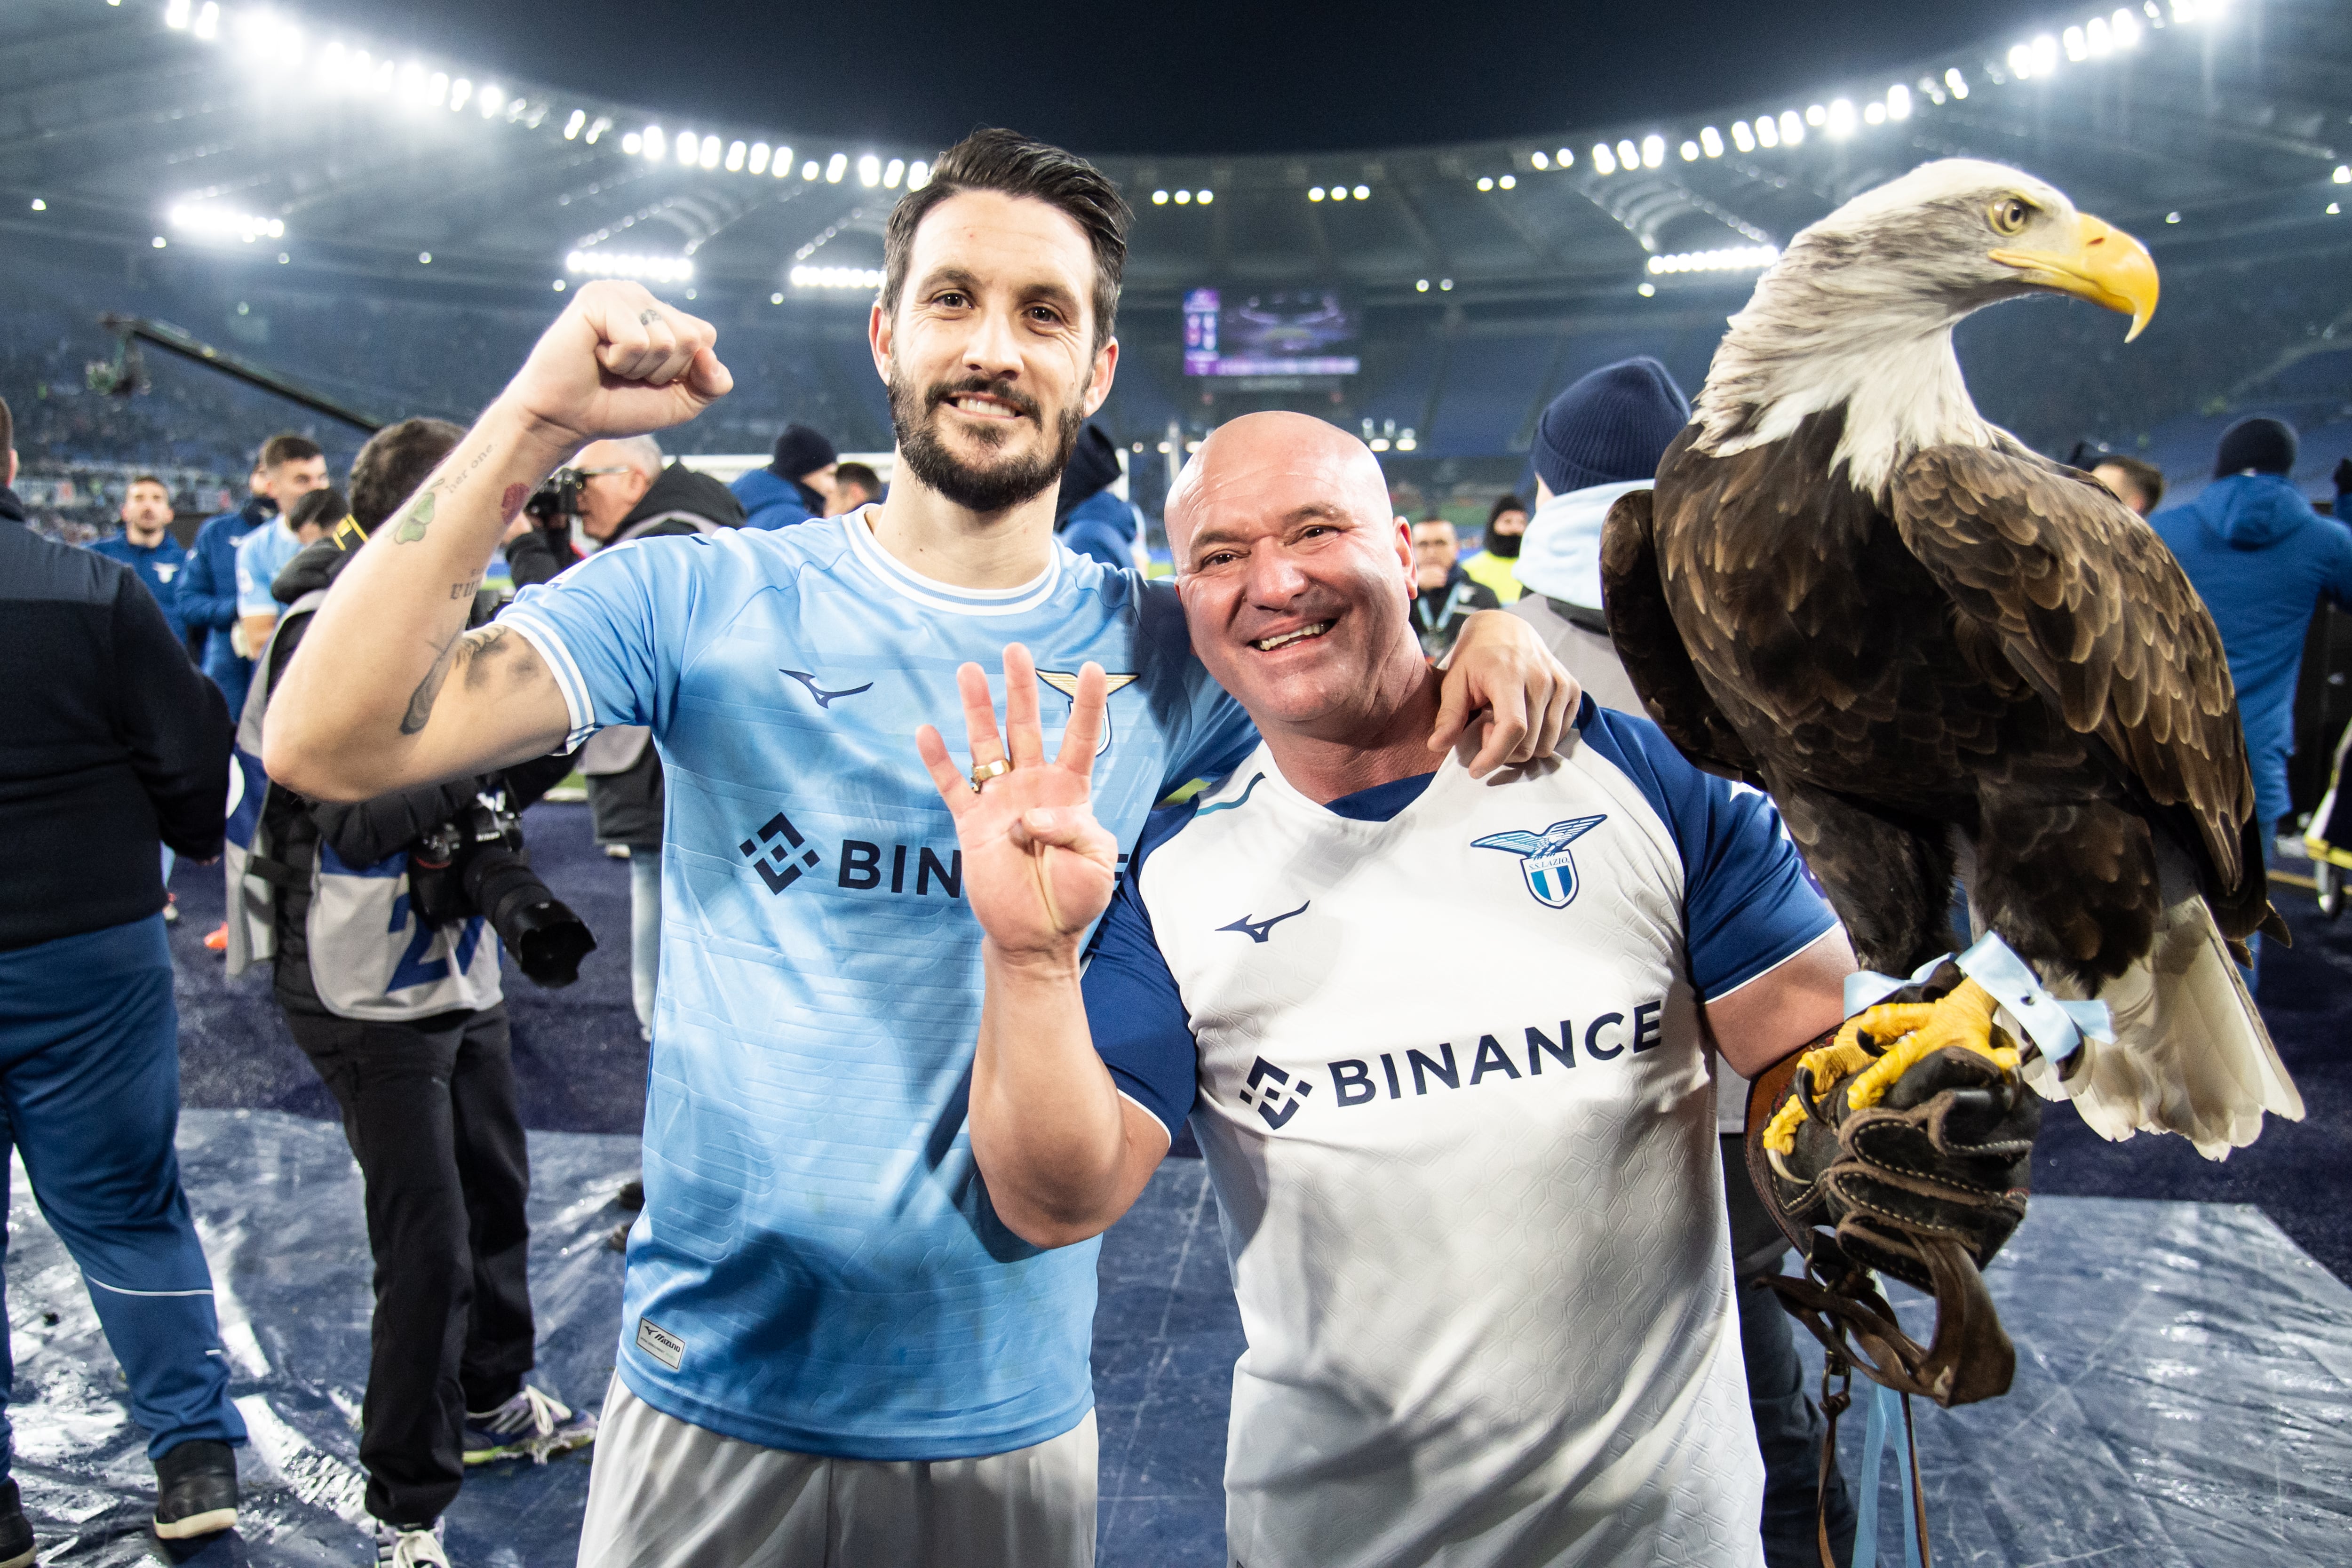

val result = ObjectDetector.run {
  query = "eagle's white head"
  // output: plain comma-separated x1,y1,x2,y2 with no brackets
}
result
1691,158,2159,498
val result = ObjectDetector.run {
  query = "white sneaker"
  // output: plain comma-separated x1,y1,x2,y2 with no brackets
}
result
461,1385,597,1465
374,1518,448,1567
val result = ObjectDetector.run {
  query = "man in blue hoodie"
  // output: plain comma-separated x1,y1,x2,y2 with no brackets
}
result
1052,422,1142,570
179,434,326,717
729,423,836,530
2153,417,2352,981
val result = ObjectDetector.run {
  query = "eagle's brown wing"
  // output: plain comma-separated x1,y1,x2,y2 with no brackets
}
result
1598,486,1764,785
1889,443,2261,908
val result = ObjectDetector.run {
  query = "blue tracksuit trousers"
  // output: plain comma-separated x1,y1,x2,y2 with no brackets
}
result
0,914,246,1468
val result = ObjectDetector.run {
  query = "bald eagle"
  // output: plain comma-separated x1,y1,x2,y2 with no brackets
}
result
1602,159,2302,1158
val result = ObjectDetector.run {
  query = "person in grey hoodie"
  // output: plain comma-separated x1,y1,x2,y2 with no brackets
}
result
1507,357,1691,716
2152,416,2352,982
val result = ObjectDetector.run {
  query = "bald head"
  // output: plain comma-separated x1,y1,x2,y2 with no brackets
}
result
1166,412,1392,566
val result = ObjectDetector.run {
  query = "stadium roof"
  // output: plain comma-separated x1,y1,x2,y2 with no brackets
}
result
1,0,2344,317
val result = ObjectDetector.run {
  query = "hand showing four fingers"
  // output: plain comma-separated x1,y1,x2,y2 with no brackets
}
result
917,645,1121,967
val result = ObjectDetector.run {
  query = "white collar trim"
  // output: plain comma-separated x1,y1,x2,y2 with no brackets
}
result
839,506,1063,617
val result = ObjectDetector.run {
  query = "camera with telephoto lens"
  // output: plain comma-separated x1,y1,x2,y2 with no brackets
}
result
409,788,596,987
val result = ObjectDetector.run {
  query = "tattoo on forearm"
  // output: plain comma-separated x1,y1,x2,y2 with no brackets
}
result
501,483,530,524
392,483,439,544
400,627,461,734
450,577,483,600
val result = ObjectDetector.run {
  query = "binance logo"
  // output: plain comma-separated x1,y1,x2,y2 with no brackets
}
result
1236,1056,1313,1130
741,812,822,893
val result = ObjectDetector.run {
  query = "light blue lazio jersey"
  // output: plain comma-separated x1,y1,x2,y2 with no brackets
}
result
501,512,1255,1459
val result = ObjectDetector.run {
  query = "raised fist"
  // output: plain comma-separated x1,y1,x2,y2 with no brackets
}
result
499,279,733,453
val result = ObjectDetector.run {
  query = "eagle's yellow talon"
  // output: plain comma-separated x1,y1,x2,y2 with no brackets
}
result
1843,979,2011,1110
1762,1093,1810,1155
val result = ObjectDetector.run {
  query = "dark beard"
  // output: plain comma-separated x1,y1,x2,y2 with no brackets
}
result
888,366,1083,514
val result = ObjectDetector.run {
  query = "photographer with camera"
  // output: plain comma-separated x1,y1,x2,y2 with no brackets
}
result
227,417,597,1568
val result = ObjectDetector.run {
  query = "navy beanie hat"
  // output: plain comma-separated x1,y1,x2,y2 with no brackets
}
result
2212,416,2296,479
1533,357,1692,495
771,423,838,480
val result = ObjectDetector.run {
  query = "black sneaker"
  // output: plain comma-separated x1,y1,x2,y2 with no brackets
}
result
154,1439,237,1540
0,1477,33,1568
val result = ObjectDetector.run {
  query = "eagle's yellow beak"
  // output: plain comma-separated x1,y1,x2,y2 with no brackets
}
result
1989,212,2159,342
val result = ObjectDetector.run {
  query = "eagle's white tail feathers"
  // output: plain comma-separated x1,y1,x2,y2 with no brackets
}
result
2018,896,2303,1160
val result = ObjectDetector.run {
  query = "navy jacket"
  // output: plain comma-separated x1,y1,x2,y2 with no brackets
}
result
88,532,191,640
0,489,231,949
731,465,818,531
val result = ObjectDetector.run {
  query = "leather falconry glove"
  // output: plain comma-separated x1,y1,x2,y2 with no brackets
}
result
1745,960,2041,1408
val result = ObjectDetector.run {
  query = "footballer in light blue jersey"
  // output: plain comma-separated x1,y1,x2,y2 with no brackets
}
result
501,509,1256,1459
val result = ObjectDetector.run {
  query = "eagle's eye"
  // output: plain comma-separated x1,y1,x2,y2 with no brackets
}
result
1987,197,2032,236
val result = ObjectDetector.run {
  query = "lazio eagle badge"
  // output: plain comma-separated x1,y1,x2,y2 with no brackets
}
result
1472,815,1607,908
1037,669,1139,754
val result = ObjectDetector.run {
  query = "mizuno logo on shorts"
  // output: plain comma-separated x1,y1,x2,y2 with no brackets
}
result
636,1317,686,1371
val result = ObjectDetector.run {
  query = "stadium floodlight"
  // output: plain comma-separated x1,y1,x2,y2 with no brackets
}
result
169,202,286,243
1592,143,1617,175
748,142,769,174
2033,34,2059,73
566,250,695,284
1804,103,1826,127
726,140,747,172
791,265,885,290
193,3,218,41
1828,99,1855,136
1945,66,1969,98
1415,279,1429,292
2112,8,2142,46
621,131,642,154
1865,102,1885,125
676,132,699,165
644,126,667,162
1497,175,1514,189
1641,135,1664,168
858,154,881,187
1731,120,1755,152
1555,147,1573,167
2064,25,2088,60
427,71,448,108
1637,282,1656,297
908,161,930,190
883,158,904,188
564,110,586,140
2335,165,2351,183
1645,245,1780,275
1888,84,1911,119
699,138,719,170
1616,139,1638,170
2009,43,2035,78
1680,141,1699,161
1531,151,1549,170
586,116,612,144
1700,126,1724,157
1173,190,1191,204
2085,16,2112,53
166,0,191,29
826,153,847,183
1152,189,1169,205
1199,189,1215,204
449,78,472,112
1477,176,1494,191
1754,116,1778,148
802,160,819,180
1778,110,1804,144
1308,186,1325,201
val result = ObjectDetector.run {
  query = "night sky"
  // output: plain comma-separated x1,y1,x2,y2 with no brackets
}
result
286,0,2074,155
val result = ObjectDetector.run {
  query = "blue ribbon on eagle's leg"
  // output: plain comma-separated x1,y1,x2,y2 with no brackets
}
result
1842,931,2114,1067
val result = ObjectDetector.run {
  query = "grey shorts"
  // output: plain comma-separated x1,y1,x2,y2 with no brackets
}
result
574,1376,1098,1568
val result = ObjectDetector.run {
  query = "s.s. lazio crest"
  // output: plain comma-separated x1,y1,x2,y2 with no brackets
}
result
1472,815,1607,908
1038,669,1138,754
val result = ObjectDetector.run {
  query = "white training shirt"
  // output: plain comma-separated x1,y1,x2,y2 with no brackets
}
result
1083,701,1837,1568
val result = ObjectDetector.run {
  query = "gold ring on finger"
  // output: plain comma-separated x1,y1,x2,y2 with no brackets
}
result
969,758,1011,791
